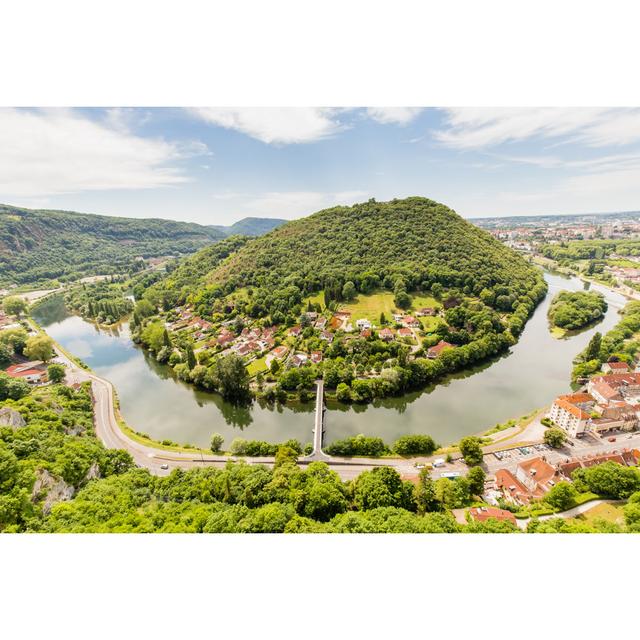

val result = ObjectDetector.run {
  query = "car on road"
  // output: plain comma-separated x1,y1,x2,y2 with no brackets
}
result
608,437,617,442
160,463,169,470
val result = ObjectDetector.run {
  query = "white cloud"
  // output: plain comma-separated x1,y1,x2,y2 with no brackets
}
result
191,107,346,144
214,190,368,219
366,107,424,125
0,108,194,198
435,107,640,149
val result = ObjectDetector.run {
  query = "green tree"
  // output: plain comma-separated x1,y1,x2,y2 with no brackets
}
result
2,296,28,317
47,363,66,384
545,481,577,511
210,354,251,404
415,468,439,514
185,343,197,370
543,427,567,448
584,331,602,361
24,335,54,362
210,433,224,453
466,466,486,496
0,343,11,367
342,281,357,301
459,436,483,466
0,328,28,355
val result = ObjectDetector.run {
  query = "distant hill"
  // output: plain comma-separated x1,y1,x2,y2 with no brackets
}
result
0,204,226,287
211,217,287,237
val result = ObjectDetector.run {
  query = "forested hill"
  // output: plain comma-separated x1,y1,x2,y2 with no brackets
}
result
0,204,226,287
211,217,286,237
206,197,544,301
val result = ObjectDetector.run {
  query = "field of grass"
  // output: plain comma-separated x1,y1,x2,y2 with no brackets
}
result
576,502,625,525
304,291,326,309
419,316,441,332
341,291,398,323
246,356,268,377
607,258,640,268
410,294,441,311
341,290,442,325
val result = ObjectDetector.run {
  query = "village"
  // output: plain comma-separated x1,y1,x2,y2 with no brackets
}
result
162,300,454,383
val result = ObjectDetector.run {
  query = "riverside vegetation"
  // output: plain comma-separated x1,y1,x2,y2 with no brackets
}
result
3,382,640,533
547,289,607,332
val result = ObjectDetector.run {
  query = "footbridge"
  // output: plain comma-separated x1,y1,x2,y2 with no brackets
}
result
304,379,330,461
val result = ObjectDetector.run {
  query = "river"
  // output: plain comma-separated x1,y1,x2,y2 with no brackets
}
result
32,270,627,449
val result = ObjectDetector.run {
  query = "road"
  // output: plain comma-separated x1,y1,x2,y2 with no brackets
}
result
55,337,640,481
56,344,386,479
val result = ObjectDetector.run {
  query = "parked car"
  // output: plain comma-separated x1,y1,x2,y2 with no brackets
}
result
160,463,169,470
608,436,617,442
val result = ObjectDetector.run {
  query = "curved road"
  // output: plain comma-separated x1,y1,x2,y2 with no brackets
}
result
56,344,391,479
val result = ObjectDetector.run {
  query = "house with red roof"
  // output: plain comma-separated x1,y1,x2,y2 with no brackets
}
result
469,506,517,526
602,361,631,374
378,328,394,341
5,361,47,384
270,345,288,360
310,351,323,364
496,456,561,504
397,327,413,338
401,315,420,328
217,330,235,347
427,340,454,359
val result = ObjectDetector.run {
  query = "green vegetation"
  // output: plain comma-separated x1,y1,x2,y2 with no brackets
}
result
2,296,28,316
209,198,544,306
63,279,133,324
324,435,389,457
543,427,567,448
571,461,640,499
573,301,640,381
4,383,640,533
547,289,607,331
0,383,134,531
24,335,54,362
459,436,484,466
0,203,226,288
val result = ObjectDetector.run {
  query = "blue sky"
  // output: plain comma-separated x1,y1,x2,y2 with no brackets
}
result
2,107,640,225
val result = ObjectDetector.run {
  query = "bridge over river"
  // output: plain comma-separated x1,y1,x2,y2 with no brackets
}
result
303,379,331,461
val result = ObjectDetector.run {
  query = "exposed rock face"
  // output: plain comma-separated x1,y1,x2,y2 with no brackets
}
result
0,407,26,429
31,469,75,515
84,461,101,482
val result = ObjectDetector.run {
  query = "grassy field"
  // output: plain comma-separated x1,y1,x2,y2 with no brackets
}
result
341,291,398,323
575,502,625,525
304,291,326,309
341,290,442,325
607,258,640,268
246,356,268,377
419,316,441,332
410,293,441,310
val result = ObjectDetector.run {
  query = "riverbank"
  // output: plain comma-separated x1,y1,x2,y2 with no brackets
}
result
29,271,627,452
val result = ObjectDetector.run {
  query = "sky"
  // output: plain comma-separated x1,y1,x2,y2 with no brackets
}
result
2,107,640,225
